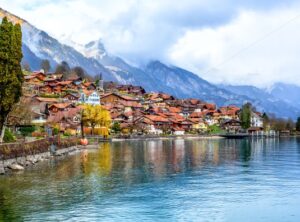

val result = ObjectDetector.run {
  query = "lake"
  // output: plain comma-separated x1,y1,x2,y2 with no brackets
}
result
1,138,300,221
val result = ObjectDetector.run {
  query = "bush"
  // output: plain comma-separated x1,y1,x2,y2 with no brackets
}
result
53,127,59,135
3,128,16,143
39,93,59,98
19,126,35,137
111,122,121,133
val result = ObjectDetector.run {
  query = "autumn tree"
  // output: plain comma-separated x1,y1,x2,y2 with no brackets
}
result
7,97,32,127
0,17,24,142
40,59,51,73
82,104,111,136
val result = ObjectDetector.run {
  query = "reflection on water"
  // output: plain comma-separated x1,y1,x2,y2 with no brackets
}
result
0,138,300,221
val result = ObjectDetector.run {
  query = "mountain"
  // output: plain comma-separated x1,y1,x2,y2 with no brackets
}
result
0,8,115,80
219,84,300,119
77,41,252,106
1,7,300,119
267,83,300,108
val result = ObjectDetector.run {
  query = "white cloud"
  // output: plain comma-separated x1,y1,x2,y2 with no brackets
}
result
169,7,300,87
1,0,300,86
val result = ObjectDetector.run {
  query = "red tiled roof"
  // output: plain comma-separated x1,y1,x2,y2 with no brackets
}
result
101,92,138,101
36,97,59,103
189,112,203,118
49,103,72,109
167,107,181,113
144,115,170,123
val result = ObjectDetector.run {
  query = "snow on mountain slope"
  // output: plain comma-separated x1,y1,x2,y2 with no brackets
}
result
1,7,300,118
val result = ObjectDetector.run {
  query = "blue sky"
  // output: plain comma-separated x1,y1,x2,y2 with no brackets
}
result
1,0,300,87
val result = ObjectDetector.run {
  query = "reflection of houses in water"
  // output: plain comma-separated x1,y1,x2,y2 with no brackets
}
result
171,139,185,172
144,140,167,177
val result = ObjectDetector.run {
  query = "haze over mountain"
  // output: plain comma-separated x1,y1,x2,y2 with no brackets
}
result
1,7,300,119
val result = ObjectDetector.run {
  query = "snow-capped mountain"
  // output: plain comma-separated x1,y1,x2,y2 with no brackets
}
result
1,7,300,119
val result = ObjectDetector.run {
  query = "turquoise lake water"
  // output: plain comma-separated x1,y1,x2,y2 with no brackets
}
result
0,138,300,221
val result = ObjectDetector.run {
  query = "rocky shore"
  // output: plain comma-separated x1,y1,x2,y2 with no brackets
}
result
0,146,79,175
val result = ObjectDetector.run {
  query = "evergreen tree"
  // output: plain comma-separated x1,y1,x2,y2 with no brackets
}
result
296,117,300,132
240,103,252,129
262,112,270,130
55,61,71,79
0,17,24,142
40,59,51,73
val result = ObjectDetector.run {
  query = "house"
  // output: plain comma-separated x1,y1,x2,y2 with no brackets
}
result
101,92,138,104
116,84,146,95
251,112,264,128
80,90,100,105
47,108,81,132
82,82,97,90
144,115,171,132
222,119,242,133
189,118,208,132
48,103,74,113
31,111,47,125
248,126,264,134
172,127,185,135
63,93,80,103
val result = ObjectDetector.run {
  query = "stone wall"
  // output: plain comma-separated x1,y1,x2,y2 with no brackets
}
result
0,145,79,174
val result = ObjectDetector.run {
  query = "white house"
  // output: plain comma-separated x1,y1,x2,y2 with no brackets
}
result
172,127,185,135
148,125,163,135
80,90,100,105
251,112,264,128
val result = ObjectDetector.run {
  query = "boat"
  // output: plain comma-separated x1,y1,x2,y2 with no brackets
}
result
219,133,250,139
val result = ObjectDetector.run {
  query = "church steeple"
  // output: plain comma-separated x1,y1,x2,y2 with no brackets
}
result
97,73,104,92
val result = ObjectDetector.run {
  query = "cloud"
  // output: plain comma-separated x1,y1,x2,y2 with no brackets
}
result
169,6,300,87
1,0,300,86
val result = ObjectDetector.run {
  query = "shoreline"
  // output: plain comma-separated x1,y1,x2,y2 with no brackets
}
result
0,146,80,175
1,134,299,175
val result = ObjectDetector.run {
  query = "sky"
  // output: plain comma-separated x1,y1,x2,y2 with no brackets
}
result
1,0,300,87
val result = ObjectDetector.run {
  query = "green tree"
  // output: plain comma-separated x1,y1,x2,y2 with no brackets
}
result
55,61,71,79
296,117,300,132
40,59,51,73
22,62,31,72
0,17,24,142
111,122,121,133
262,112,270,130
240,103,252,129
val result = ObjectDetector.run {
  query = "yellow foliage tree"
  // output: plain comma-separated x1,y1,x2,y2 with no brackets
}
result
82,104,111,136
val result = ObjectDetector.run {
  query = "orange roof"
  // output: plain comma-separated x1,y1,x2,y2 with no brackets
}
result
167,107,181,113
49,103,72,109
36,97,59,103
120,101,143,108
144,115,170,123
205,103,216,110
189,112,203,118
101,93,138,101
82,89,96,96
58,81,72,86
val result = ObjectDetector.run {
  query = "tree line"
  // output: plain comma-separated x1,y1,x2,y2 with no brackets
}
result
23,59,95,81
239,102,300,132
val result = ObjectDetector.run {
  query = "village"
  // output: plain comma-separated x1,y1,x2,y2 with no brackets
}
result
19,70,267,138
